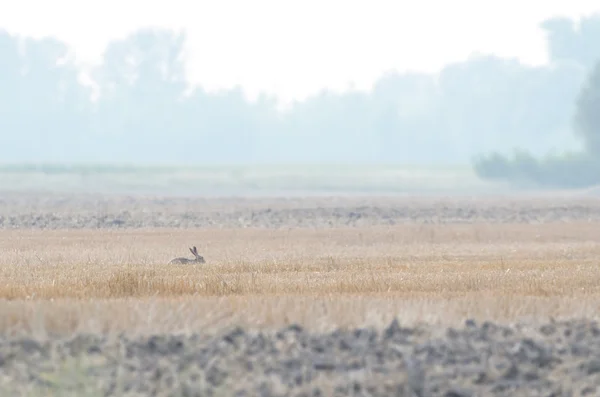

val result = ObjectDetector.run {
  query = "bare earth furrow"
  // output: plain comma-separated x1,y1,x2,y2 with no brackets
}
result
1,194,600,229
1,319,600,396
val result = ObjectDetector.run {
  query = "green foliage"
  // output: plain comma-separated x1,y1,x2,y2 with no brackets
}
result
2,15,600,170
541,14,600,68
3,14,600,165
574,61,600,154
472,47,600,190
473,150,600,188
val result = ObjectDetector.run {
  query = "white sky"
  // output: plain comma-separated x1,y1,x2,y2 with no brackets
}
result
1,0,599,104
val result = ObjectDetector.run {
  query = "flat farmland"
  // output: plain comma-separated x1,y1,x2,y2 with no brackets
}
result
1,194,600,396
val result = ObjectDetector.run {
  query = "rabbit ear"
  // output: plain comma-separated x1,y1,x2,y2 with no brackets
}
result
189,247,195,256
192,246,198,255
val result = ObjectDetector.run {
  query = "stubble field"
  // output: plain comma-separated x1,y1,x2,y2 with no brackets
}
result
1,193,600,396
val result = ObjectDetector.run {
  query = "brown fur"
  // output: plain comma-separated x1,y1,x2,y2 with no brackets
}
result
169,246,205,264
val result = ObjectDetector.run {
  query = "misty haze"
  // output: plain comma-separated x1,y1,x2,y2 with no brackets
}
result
5,5,600,396
1,11,600,193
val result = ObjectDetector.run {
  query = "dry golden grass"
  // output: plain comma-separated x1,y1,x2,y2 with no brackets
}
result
1,222,600,336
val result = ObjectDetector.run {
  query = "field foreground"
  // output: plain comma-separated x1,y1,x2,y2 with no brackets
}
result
1,195,600,395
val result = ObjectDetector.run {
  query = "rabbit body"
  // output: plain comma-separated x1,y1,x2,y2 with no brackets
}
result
169,246,205,264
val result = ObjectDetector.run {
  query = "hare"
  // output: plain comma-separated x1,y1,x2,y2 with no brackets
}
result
169,246,206,264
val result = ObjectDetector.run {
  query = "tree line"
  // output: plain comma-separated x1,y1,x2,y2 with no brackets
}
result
1,14,600,187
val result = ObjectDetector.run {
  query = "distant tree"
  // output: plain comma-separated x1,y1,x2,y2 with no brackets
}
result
91,28,191,162
3,13,600,167
470,13,600,189
370,72,438,163
541,14,600,68
183,85,264,163
473,60,600,188
0,30,91,162
573,61,600,155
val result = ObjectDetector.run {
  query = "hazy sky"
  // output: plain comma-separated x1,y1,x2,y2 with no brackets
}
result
1,0,599,104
